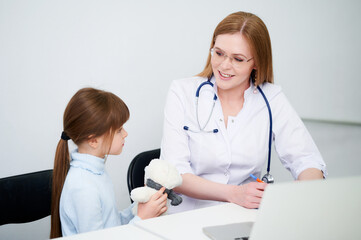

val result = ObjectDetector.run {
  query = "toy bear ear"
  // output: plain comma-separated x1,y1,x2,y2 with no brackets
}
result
143,158,160,183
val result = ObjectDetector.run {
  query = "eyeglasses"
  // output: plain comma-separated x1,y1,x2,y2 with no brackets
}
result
210,48,253,68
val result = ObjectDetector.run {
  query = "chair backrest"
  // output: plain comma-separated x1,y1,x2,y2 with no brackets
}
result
127,149,160,199
0,169,53,226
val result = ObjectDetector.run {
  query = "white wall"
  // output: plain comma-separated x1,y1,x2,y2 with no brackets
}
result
1,0,360,239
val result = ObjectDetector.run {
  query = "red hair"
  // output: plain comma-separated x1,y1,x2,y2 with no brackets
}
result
198,11,273,86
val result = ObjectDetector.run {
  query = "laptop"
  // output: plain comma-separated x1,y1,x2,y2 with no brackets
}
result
203,175,361,240
203,221,253,240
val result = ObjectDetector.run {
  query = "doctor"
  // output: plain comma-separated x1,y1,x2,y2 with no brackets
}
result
160,11,326,213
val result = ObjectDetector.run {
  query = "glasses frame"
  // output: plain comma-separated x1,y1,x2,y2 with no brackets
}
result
210,48,253,68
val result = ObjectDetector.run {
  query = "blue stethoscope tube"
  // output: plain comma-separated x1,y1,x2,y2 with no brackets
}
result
184,77,274,183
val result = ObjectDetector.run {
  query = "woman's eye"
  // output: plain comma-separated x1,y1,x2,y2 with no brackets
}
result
117,128,122,133
216,51,224,56
234,57,244,62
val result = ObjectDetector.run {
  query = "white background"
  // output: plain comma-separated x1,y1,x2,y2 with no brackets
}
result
1,0,361,239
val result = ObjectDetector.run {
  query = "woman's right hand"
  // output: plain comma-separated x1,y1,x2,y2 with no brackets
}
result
137,187,168,220
229,182,267,209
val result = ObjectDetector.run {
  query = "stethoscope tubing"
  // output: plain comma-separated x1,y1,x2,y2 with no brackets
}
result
184,77,273,181
256,86,273,174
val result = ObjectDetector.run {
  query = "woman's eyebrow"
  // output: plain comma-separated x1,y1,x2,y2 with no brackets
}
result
214,46,248,58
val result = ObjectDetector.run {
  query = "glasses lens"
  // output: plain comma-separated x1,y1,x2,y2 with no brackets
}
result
232,56,248,68
210,49,224,63
210,48,250,68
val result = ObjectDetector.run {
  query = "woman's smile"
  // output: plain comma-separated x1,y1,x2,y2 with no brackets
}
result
218,70,235,80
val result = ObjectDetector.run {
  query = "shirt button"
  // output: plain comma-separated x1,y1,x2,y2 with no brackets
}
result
231,119,234,123
219,119,223,122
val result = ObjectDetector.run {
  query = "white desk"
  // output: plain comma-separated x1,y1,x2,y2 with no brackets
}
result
59,224,163,240
135,203,257,240
59,203,256,240
57,176,361,240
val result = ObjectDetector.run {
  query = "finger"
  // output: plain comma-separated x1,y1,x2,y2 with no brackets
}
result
249,195,262,204
245,202,260,209
155,192,168,204
159,186,166,193
158,187,166,196
253,188,264,198
151,187,166,200
152,193,167,207
244,182,260,195
161,192,168,200
255,182,267,190
159,206,167,214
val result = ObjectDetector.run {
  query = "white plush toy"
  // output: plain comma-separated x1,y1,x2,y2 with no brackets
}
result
130,159,183,216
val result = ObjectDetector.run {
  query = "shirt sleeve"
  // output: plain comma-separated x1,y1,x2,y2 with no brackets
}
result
271,91,327,179
160,80,195,174
119,203,141,225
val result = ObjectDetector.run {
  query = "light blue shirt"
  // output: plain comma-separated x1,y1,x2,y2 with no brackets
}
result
59,150,140,236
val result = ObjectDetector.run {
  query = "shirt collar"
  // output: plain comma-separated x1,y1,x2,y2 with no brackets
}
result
70,149,105,175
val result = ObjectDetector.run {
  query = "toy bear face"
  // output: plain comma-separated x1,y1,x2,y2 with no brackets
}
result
144,159,182,189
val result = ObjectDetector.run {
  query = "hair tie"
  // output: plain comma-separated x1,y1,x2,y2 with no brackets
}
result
61,131,70,141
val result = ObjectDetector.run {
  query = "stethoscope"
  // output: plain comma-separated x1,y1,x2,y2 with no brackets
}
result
183,76,274,183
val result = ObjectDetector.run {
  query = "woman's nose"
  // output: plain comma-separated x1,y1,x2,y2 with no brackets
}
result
220,55,233,69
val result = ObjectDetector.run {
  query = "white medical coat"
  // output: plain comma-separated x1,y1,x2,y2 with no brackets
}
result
160,76,327,213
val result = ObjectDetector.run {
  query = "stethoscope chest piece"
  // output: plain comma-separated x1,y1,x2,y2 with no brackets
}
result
262,173,274,184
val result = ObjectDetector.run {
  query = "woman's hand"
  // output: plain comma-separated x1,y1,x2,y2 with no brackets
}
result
228,182,267,209
137,187,168,220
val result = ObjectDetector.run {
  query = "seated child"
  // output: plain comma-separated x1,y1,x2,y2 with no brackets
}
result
50,88,167,238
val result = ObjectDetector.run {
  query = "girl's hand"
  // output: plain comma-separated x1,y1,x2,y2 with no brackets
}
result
229,182,267,209
137,187,168,219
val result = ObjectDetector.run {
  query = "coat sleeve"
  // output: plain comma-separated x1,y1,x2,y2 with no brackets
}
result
160,80,195,175
271,91,327,179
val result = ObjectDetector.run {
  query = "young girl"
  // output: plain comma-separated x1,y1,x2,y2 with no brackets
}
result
50,88,167,238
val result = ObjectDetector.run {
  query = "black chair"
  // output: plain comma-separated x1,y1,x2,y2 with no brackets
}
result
0,169,53,226
127,149,160,201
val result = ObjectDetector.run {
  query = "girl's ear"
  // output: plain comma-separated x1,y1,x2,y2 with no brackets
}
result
87,135,99,149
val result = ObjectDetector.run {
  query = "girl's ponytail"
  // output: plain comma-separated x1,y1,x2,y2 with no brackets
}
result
50,138,70,238
49,88,129,238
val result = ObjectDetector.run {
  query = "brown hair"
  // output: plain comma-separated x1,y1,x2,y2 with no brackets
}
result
198,11,273,86
50,88,129,238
